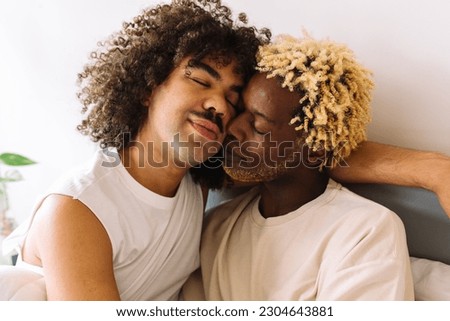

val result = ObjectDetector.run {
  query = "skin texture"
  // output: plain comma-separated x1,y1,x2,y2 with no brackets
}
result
22,55,243,300
23,195,119,300
224,74,303,183
224,73,329,218
122,56,242,197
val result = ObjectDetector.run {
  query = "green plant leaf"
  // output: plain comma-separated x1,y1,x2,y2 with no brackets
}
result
0,153,37,166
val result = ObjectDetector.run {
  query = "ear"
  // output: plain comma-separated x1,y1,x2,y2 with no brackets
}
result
141,86,159,108
141,94,152,108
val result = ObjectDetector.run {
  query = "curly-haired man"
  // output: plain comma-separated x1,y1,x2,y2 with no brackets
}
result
183,35,415,300
6,0,269,300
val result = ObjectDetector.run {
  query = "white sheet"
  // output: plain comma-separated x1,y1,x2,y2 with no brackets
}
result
410,257,450,301
0,257,448,301
0,265,47,300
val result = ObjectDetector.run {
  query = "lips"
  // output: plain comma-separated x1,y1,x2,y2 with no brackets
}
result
190,118,220,141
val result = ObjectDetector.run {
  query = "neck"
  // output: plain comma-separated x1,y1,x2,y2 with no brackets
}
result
119,144,189,197
258,169,329,218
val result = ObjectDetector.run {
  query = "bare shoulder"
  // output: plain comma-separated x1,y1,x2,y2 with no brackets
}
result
24,194,120,300
24,194,110,262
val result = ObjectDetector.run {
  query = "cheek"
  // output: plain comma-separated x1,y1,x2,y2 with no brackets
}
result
223,113,236,130
268,139,299,164
149,82,185,114
144,104,184,144
147,107,172,132
148,90,187,124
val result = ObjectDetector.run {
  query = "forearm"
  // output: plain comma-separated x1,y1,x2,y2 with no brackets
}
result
330,141,449,190
330,141,450,217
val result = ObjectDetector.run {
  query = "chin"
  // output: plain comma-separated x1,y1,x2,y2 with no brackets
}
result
223,166,280,183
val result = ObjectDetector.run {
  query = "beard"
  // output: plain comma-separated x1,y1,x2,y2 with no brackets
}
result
223,149,301,183
223,163,288,183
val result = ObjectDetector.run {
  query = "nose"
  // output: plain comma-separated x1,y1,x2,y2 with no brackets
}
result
203,95,233,124
206,106,223,118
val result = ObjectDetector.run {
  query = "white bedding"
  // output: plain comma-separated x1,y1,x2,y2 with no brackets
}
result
0,265,47,300
410,257,450,301
0,257,448,301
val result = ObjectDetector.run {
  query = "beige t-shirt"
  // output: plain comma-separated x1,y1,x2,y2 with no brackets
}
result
184,179,414,300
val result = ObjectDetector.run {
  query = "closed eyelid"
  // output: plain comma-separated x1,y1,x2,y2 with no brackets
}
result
227,90,240,104
249,119,267,135
186,59,243,112
229,86,243,103
190,77,210,87
254,111,276,124
187,59,244,91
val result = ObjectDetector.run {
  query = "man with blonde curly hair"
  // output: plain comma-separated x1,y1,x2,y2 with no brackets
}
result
183,35,415,300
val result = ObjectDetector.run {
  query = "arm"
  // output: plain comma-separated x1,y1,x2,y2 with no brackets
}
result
24,195,120,300
330,141,450,217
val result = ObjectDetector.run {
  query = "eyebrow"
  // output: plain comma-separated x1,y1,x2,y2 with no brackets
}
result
188,59,243,94
188,59,221,80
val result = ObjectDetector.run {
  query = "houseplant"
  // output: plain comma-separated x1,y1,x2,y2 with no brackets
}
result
0,152,36,236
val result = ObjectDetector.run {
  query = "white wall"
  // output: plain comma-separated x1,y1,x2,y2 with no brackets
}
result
0,0,449,224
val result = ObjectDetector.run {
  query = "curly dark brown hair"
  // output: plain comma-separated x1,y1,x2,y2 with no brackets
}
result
76,0,270,189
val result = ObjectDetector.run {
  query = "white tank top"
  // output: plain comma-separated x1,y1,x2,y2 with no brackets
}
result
3,149,204,300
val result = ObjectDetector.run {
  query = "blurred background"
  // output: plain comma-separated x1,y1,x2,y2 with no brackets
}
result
0,0,449,225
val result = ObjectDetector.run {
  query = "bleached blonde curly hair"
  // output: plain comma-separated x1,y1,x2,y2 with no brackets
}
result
256,34,373,168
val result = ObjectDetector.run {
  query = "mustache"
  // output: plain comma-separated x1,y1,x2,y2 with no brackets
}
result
191,109,224,133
